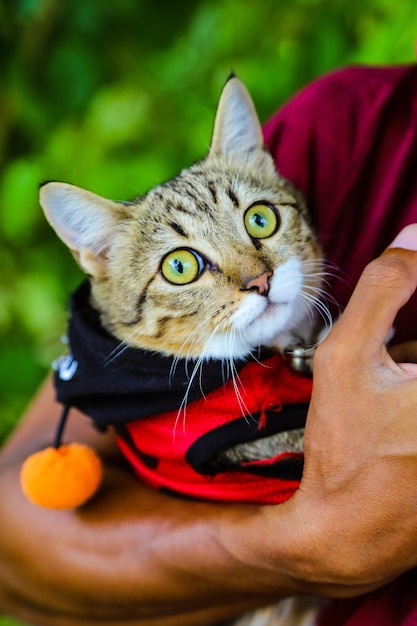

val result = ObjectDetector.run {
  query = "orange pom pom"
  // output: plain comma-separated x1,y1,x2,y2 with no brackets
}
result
20,443,103,509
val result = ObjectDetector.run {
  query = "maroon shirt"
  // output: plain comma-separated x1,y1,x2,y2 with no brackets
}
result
263,63,417,626
264,64,417,344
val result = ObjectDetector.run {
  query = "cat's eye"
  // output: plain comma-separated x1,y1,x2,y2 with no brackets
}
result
161,248,204,285
244,203,279,239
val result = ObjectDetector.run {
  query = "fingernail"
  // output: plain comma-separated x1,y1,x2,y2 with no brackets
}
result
389,224,417,251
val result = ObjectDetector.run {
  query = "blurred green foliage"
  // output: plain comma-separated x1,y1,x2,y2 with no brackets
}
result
0,0,416,447
0,1,416,623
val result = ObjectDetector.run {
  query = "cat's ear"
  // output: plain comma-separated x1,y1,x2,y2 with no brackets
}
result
40,182,128,277
209,76,264,157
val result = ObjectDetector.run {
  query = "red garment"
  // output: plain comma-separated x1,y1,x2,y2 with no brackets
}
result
263,64,417,626
116,354,312,504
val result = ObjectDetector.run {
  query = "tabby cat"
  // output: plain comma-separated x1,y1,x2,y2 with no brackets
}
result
40,77,328,626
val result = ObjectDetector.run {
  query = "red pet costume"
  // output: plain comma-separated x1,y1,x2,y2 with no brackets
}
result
51,280,312,505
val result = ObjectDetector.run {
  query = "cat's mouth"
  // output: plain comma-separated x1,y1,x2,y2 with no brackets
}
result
185,404,308,480
247,299,290,325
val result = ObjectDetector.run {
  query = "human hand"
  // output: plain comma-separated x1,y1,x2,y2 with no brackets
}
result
289,224,417,590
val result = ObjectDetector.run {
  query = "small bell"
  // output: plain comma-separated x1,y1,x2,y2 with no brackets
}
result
284,344,315,377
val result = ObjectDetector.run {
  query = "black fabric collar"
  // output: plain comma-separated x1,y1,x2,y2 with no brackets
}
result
54,281,252,429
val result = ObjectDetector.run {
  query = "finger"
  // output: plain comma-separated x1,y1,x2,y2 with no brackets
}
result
397,362,417,376
327,225,417,356
389,223,417,251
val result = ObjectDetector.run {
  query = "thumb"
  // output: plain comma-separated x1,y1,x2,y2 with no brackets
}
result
328,224,417,360
389,223,417,252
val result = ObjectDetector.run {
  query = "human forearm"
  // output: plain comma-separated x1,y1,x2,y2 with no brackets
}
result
0,434,385,626
0,388,374,626
0,455,264,626
0,383,296,626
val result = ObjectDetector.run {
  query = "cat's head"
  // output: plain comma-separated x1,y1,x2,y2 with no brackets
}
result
40,77,324,360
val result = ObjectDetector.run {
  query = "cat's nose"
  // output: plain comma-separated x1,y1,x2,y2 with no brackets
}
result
245,271,272,296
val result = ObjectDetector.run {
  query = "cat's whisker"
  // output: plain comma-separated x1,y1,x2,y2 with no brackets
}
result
299,289,333,340
173,316,228,440
169,356,181,387
104,341,130,365
227,328,255,425
301,278,333,315
175,318,254,433
221,358,231,386
173,357,200,439
303,286,336,317
301,258,337,275
298,258,340,338
301,257,338,272
231,364,254,426
181,305,229,355
301,259,340,304
104,325,145,365
236,326,267,368
169,305,227,385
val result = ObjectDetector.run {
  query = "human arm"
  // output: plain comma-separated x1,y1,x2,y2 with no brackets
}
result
3,227,417,625
0,378,276,626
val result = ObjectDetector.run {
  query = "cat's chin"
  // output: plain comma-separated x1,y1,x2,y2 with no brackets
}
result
200,333,260,360
200,304,308,360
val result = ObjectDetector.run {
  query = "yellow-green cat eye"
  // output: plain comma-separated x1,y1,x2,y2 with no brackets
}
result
244,203,279,239
161,248,204,285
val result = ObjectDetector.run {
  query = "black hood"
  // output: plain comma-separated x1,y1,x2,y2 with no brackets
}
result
54,281,251,429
